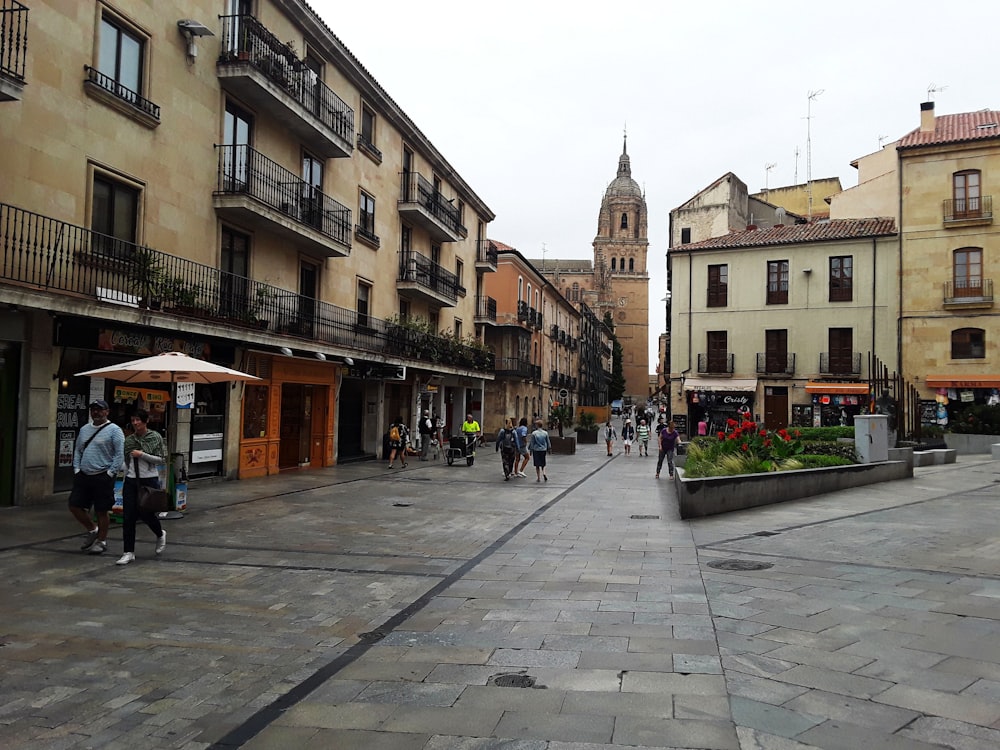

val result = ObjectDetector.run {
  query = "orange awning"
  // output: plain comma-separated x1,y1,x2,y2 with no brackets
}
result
804,381,870,395
925,376,1000,389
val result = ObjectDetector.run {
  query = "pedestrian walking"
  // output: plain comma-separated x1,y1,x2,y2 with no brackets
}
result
461,413,481,454
69,399,125,555
515,417,530,477
418,409,434,461
387,416,409,468
656,420,680,479
528,419,551,482
116,409,167,565
622,418,636,456
636,419,650,456
603,420,617,456
495,417,521,480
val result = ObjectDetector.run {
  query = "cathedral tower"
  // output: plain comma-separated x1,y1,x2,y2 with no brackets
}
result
593,137,650,401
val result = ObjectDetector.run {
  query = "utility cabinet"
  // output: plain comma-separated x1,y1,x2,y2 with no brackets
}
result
854,414,888,463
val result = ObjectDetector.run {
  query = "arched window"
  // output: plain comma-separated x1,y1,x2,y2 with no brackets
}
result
611,258,616,271
518,276,523,301
952,328,985,359
527,283,532,305
629,257,634,272
572,282,580,301
620,212,628,229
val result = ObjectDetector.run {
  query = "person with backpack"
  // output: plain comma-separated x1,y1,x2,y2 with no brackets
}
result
387,416,408,469
656,420,680,479
603,420,617,457
495,417,522,480
528,419,552,482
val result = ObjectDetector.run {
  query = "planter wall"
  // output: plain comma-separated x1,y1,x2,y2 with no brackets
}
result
674,460,913,519
576,430,598,444
944,433,999,454
549,436,576,455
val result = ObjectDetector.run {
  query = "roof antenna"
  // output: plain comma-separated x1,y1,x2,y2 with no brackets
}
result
764,162,777,197
927,83,947,101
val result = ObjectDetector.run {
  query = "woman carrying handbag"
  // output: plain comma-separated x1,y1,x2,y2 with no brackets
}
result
116,409,168,565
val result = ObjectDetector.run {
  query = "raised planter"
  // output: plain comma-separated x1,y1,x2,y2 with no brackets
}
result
576,429,598,444
549,436,576,455
944,433,999,454
674,460,913,519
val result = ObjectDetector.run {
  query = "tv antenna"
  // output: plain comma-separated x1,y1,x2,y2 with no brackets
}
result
764,162,777,196
541,242,547,272
793,146,800,185
927,83,947,101
805,89,824,220
878,134,890,148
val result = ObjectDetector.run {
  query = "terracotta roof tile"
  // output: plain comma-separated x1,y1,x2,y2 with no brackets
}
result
489,239,517,252
898,110,1000,149
673,218,896,252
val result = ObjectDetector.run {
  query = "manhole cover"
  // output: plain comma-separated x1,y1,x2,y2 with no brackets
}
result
630,514,660,520
492,674,536,688
706,559,774,571
357,630,387,643
392,502,412,507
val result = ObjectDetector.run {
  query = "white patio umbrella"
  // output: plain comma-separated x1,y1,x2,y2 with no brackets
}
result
75,351,260,515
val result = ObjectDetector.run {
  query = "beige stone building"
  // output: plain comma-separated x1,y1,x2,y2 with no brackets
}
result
480,242,580,433
830,102,1000,416
532,139,649,402
0,0,494,505
668,219,897,436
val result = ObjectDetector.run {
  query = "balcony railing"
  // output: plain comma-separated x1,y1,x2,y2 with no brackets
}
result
756,352,796,375
83,65,160,121
697,353,734,374
397,249,460,304
943,196,992,224
944,278,993,305
474,295,497,323
0,0,29,88
214,144,352,251
398,172,466,240
0,202,493,373
218,14,354,147
476,239,498,269
517,300,528,322
819,352,861,375
495,357,534,379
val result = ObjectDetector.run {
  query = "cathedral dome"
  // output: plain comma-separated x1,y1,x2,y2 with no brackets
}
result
603,138,642,200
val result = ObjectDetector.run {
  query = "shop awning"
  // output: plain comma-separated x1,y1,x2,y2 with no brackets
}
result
805,381,870,395
925,376,1000,389
683,378,757,392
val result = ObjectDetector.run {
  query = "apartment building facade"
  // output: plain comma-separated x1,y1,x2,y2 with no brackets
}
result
668,220,897,436
0,0,494,505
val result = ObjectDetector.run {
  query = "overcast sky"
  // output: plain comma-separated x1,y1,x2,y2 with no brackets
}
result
309,0,999,371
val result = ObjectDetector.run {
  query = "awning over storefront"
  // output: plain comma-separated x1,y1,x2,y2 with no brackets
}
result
683,378,757,392
805,381,870,395
925,376,1000,389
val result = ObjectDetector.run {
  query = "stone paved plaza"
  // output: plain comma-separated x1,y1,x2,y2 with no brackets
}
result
1,442,999,749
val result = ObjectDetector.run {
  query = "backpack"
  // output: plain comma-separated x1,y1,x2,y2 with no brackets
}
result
502,429,516,451
389,424,401,442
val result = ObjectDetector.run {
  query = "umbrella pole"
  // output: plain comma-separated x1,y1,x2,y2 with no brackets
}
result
160,378,185,520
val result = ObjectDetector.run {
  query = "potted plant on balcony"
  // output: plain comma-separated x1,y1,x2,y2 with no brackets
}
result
127,248,164,310
248,285,277,329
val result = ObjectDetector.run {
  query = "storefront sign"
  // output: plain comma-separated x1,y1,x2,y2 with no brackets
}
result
97,329,210,358
112,386,171,403
176,382,195,409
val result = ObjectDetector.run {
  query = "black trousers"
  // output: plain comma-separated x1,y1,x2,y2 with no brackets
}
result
122,477,164,553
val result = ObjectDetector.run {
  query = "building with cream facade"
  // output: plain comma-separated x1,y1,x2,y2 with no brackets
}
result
0,0,495,505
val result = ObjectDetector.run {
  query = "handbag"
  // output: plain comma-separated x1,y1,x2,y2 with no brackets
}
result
133,456,169,513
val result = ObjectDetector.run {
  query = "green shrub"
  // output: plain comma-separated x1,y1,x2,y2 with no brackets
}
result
800,441,858,461
575,411,598,431
949,404,1000,435
793,454,856,469
794,426,855,441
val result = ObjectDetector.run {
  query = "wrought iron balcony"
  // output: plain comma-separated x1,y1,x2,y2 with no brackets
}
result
550,370,560,386
517,300,529,322
218,14,354,159
943,196,992,225
475,295,497,325
213,144,351,258
397,249,460,306
0,202,493,373
697,353,734,374
550,324,559,339
944,278,993,308
0,0,27,102
819,352,861,375
398,172,466,242
83,65,160,124
495,357,534,379
756,352,796,375
476,239,498,271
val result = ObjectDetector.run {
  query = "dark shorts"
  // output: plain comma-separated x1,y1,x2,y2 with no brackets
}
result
532,450,547,468
68,472,115,513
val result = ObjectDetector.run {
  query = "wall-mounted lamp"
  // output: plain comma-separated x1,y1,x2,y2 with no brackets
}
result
343,357,354,367
177,19,214,61
278,347,293,357
314,352,326,361
802,268,812,274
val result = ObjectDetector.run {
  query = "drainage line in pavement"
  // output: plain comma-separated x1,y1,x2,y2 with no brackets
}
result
208,462,606,749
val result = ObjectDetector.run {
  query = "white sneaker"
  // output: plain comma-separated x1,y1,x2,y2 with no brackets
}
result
115,552,135,565
85,540,107,555
155,530,167,555
517,471,527,478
